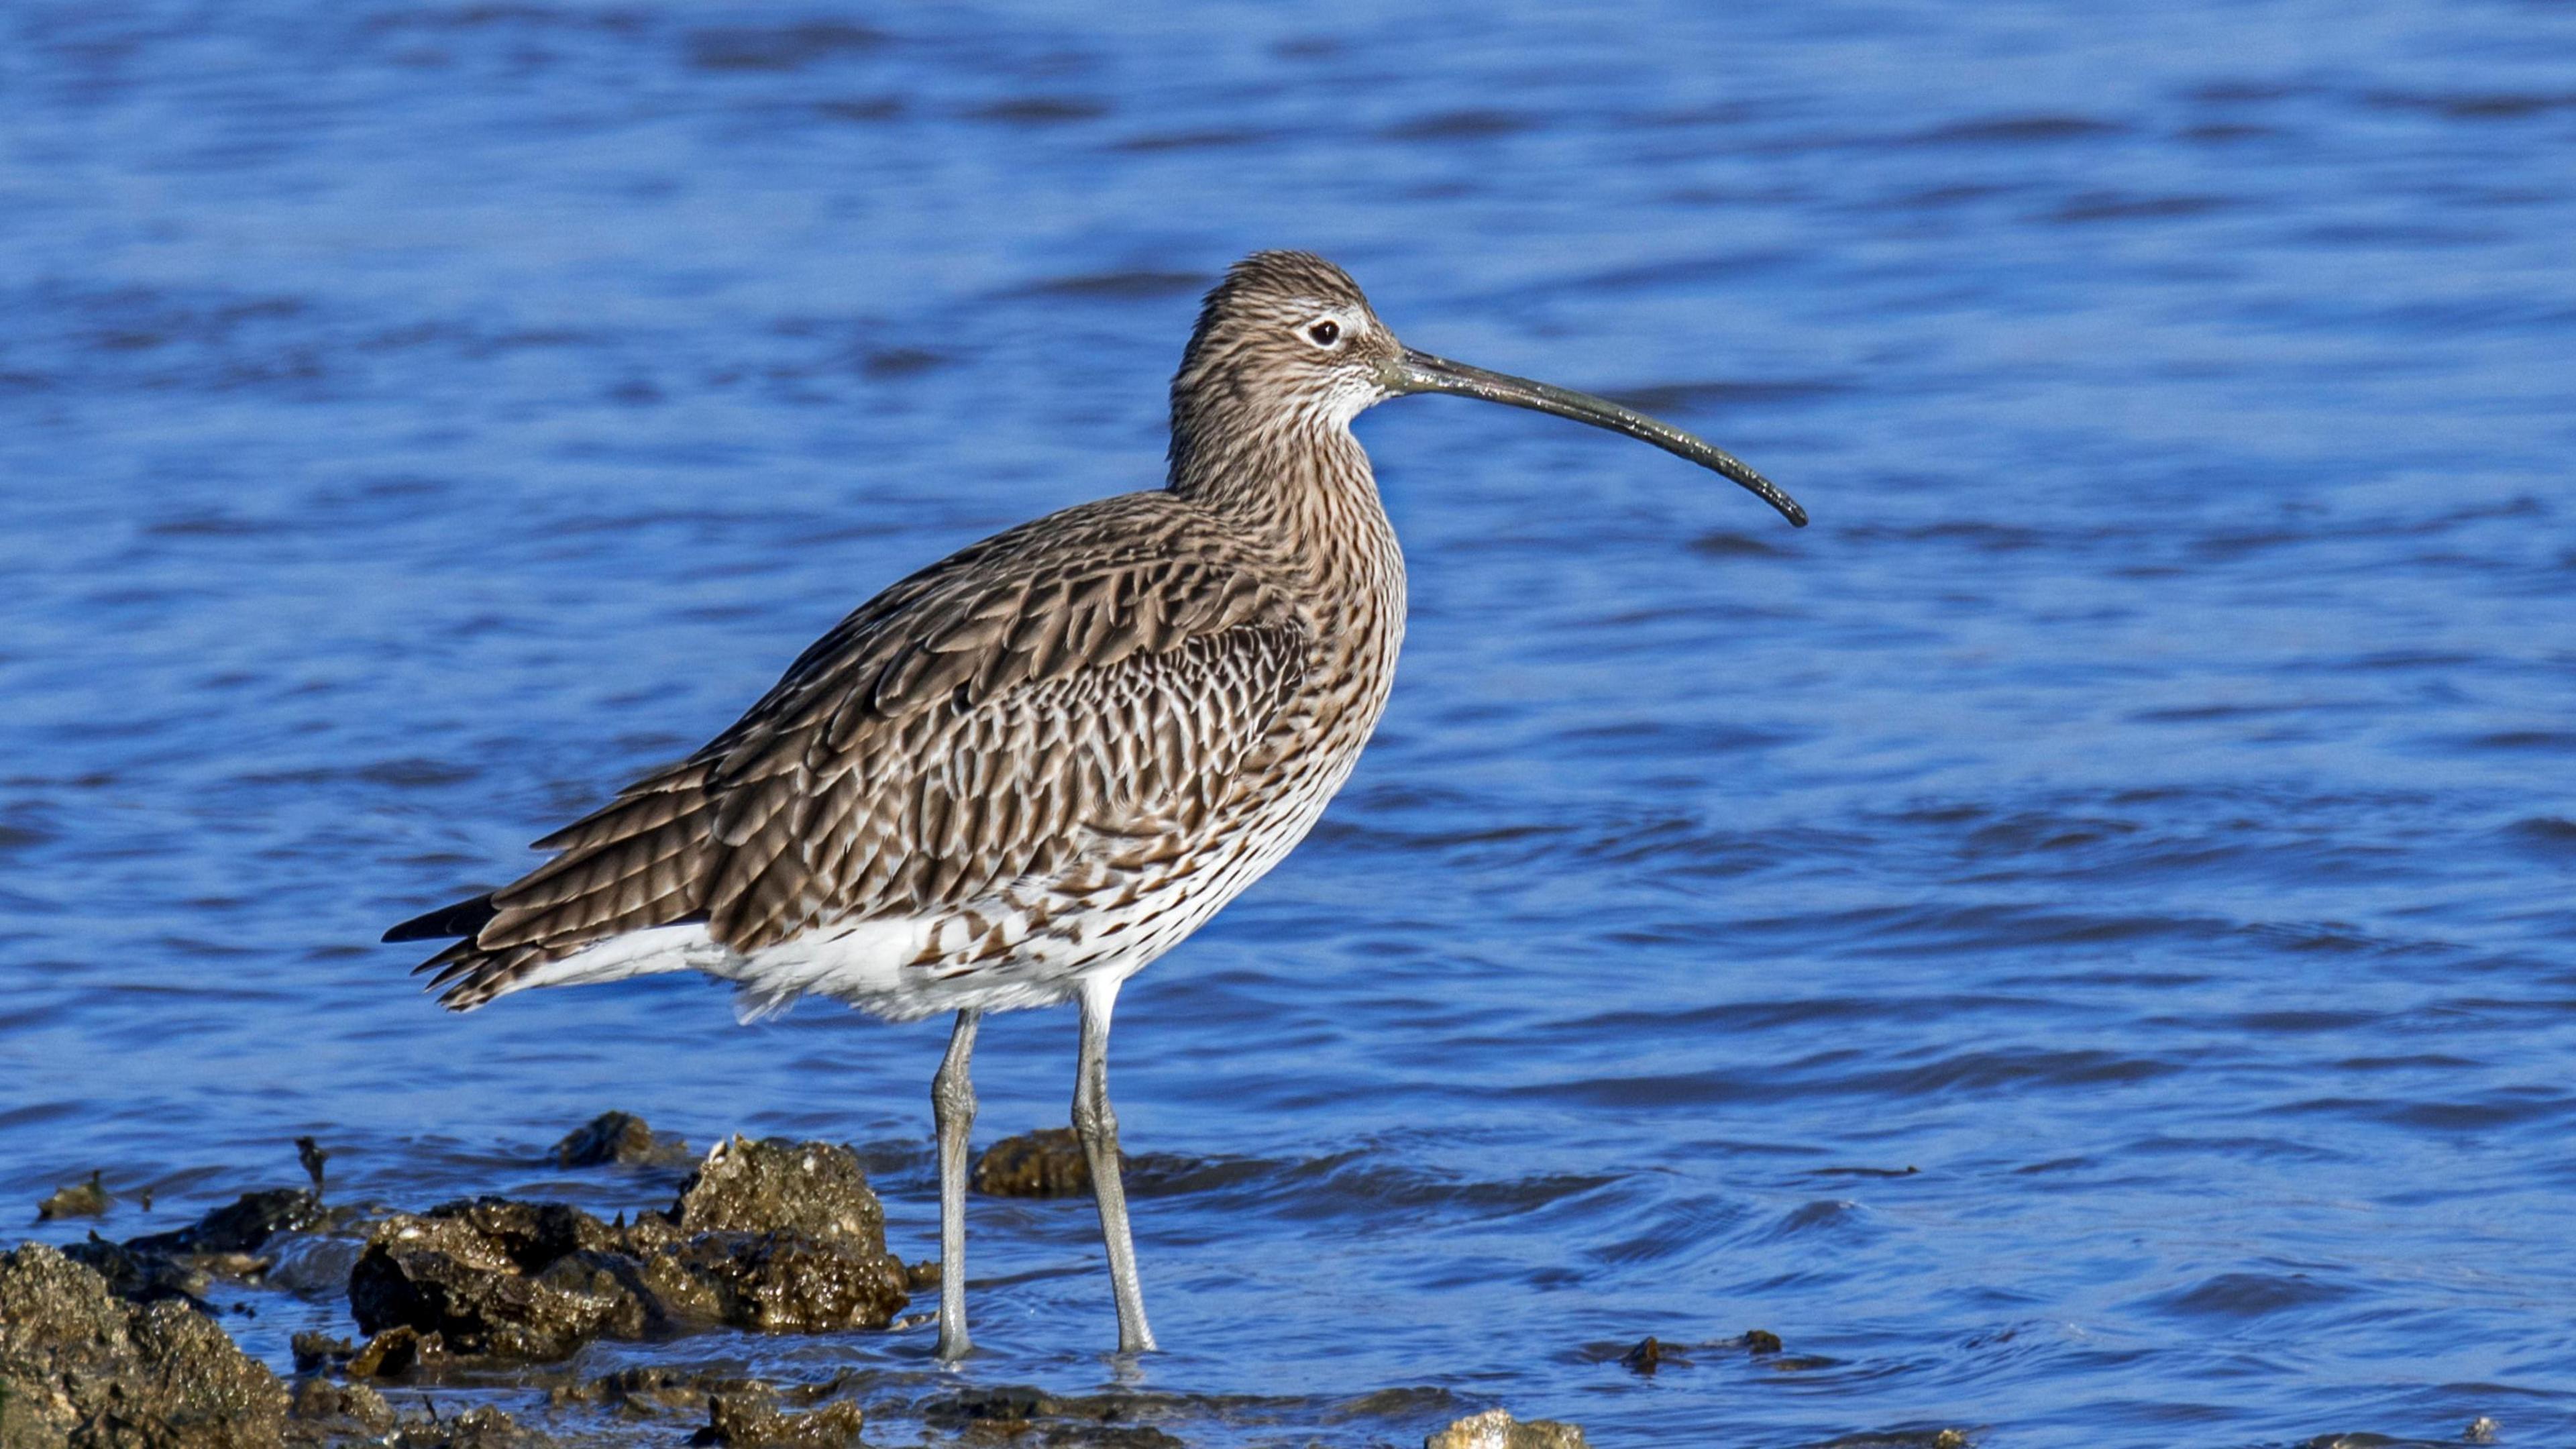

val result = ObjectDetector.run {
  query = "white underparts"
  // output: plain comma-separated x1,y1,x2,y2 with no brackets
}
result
498,826,1317,1024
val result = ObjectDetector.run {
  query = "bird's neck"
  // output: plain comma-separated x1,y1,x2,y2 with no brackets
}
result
1167,419,1402,597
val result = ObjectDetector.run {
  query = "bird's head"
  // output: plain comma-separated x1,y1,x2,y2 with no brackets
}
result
1171,250,1401,440
1170,250,1805,527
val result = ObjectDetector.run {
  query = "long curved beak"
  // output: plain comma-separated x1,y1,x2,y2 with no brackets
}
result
1379,347,1807,527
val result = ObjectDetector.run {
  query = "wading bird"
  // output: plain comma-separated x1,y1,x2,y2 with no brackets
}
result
386,250,1805,1358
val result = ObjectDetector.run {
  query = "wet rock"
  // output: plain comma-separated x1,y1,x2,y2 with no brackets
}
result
62,1230,211,1307
904,1257,941,1290
973,1128,1118,1197
922,1389,1183,1447
350,1201,648,1358
36,1170,111,1221
131,1188,327,1256
924,1385,1056,1428
1334,1388,1466,1421
0,1241,288,1448
65,1187,335,1310
346,1324,452,1378
347,1139,906,1366
1619,1335,1668,1374
288,1373,397,1437
549,1111,686,1168
1744,1327,1784,1354
382,1404,553,1448
695,1387,866,1446
549,1364,735,1416
1024,1415,1187,1449
548,1366,866,1434
2463,1419,2500,1445
291,1330,356,1373
664,1229,910,1333
670,1136,887,1250
1426,1409,1590,1449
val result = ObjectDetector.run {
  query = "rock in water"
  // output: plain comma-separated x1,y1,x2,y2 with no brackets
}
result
123,1188,325,1258
58,1187,329,1311
348,1199,647,1360
973,1128,1122,1197
1426,1408,1591,1449
289,1375,398,1439
667,1136,887,1250
34,1171,110,1222
349,1137,908,1364
0,1242,288,1448
700,1387,867,1446
549,1111,680,1168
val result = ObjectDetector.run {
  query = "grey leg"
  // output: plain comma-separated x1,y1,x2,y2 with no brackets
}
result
1072,977,1157,1353
932,1007,981,1361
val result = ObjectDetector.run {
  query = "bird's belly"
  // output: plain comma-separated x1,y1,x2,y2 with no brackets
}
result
790,783,1346,1020
747,716,1368,1022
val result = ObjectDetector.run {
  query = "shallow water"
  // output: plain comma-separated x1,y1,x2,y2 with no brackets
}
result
4,1,2574,1444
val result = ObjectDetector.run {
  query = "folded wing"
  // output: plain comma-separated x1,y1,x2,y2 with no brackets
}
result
388,496,1308,1009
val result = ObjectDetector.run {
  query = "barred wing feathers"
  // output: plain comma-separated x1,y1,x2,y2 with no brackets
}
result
388,495,1308,1009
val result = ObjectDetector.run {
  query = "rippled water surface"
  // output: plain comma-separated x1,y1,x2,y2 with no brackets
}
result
5,2,2575,1444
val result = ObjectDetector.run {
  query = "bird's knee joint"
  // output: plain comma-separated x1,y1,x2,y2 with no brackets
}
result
934,1070,977,1121
1071,1098,1116,1142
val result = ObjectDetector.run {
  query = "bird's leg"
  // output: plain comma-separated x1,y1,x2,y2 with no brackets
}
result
932,1006,981,1361
1072,976,1157,1352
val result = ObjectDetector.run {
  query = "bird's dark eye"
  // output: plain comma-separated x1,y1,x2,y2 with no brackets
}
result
1305,319,1341,347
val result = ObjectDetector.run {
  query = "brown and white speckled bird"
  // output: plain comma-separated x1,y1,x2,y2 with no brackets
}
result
384,250,1805,1359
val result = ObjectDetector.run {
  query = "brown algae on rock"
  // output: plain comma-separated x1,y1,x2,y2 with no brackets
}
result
349,1136,908,1364
0,1242,289,1448
549,1110,690,1169
1426,1407,1591,1449
973,1126,1123,1197
698,1385,867,1446
667,1136,888,1249
922,1385,1187,1448
288,1375,398,1439
34,1170,111,1222
62,1187,333,1309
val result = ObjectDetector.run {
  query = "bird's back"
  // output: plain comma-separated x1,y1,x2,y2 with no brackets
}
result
392,483,1401,1018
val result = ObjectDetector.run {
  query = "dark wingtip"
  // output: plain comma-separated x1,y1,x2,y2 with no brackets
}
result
382,892,499,944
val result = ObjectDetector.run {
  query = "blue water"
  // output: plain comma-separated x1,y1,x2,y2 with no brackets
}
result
5,2,2574,1444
